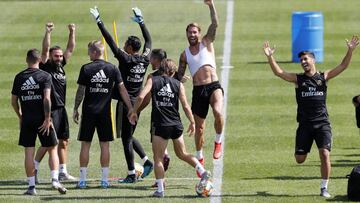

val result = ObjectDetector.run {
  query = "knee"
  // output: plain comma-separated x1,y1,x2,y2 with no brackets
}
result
175,150,187,161
319,149,330,159
213,110,223,120
58,139,68,149
196,125,205,135
294,154,306,164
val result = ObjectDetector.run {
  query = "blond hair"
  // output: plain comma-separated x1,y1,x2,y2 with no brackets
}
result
88,40,104,55
159,59,177,76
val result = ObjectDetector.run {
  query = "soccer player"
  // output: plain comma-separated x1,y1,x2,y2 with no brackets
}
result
177,0,224,172
90,6,153,183
129,59,211,198
34,22,76,182
263,36,359,198
73,40,133,189
11,49,67,195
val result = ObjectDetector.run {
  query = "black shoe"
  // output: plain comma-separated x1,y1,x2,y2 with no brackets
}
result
24,186,37,195
118,174,137,183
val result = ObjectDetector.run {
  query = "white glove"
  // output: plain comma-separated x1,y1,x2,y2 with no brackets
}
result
131,7,143,24
90,6,101,22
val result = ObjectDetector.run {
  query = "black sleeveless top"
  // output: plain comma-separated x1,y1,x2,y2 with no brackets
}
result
151,75,182,127
295,72,328,123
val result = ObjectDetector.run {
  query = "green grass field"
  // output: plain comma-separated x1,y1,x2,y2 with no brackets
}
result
1,0,360,202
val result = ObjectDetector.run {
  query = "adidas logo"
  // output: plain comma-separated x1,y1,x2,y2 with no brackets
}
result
21,76,40,90
157,83,174,98
91,69,109,83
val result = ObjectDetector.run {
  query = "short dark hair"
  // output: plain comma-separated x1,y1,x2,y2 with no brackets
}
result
298,51,315,59
49,45,62,54
26,49,41,64
126,36,141,52
151,49,167,61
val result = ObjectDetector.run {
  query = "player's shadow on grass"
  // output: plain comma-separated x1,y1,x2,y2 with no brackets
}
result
40,194,200,201
0,180,26,186
247,61,293,64
242,176,345,180
326,195,349,202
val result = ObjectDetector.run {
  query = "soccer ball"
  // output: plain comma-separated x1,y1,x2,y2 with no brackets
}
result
195,179,214,197
134,162,144,178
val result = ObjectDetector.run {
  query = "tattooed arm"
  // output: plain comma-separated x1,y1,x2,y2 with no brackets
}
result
73,85,86,124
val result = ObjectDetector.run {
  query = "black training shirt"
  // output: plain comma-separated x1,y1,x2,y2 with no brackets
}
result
11,68,52,121
97,21,151,99
39,58,67,109
77,60,122,114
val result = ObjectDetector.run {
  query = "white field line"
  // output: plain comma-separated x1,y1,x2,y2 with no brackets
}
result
211,0,234,203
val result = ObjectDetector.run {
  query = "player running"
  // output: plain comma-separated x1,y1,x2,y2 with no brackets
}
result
90,6,153,183
263,36,359,198
73,40,133,189
34,22,76,182
11,49,67,195
177,0,224,175
129,59,211,198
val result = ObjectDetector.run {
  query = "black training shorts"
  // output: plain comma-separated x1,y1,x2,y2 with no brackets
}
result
151,124,184,140
78,110,115,142
19,119,58,147
52,107,69,140
191,81,223,119
295,121,332,155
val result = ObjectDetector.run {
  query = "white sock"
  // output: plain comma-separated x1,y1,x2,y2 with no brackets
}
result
195,162,206,176
196,150,203,160
28,176,35,187
128,170,136,175
156,179,164,192
59,164,68,174
215,133,222,144
142,156,149,163
50,170,59,181
80,167,87,182
321,179,329,189
34,160,40,170
102,167,109,182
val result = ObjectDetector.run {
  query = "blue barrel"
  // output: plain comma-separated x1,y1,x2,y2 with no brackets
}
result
292,12,323,63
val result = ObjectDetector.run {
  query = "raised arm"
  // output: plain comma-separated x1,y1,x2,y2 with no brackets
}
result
324,36,359,81
176,51,188,82
179,83,195,136
202,0,218,45
129,77,153,125
90,6,119,55
63,23,76,60
73,85,85,124
41,22,54,63
263,41,297,83
132,7,151,56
